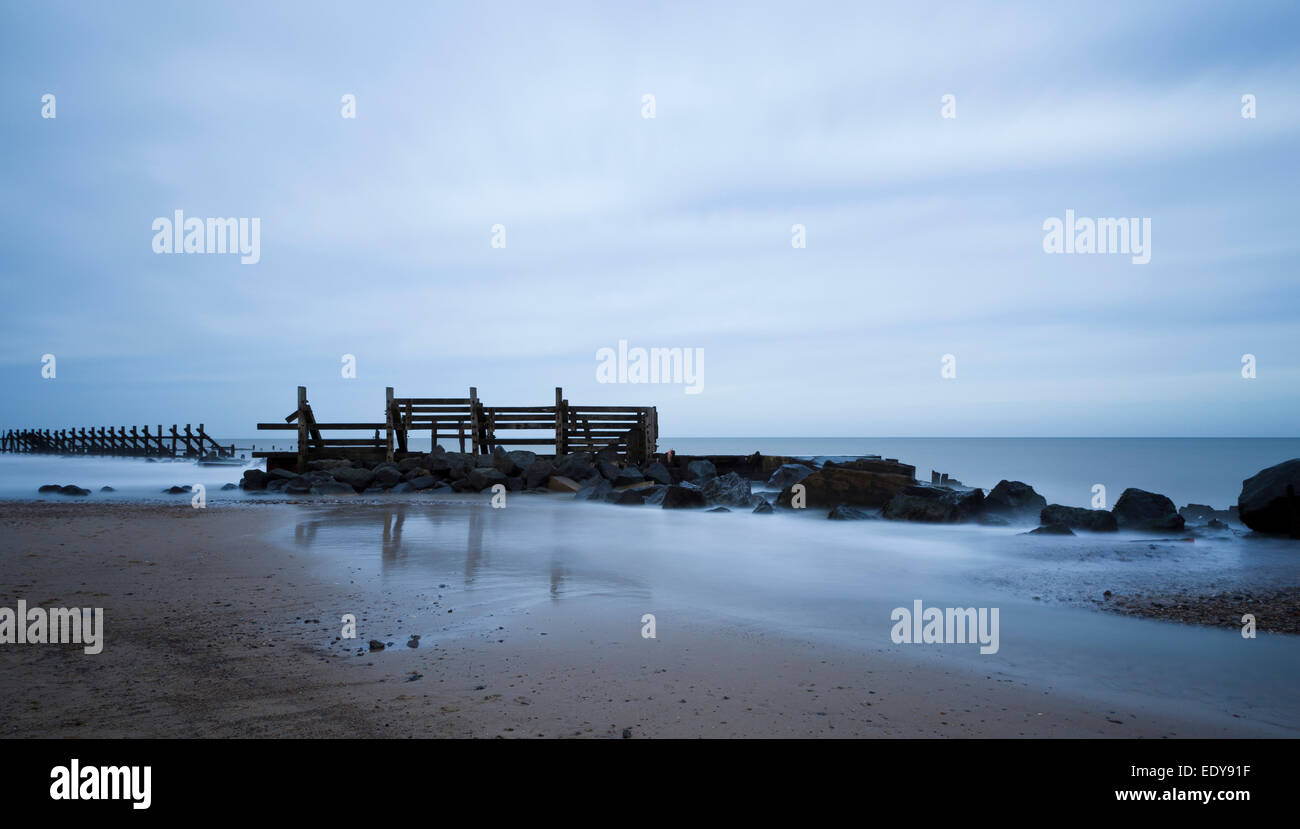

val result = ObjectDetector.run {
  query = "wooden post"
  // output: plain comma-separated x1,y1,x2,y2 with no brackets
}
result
469,387,481,455
297,386,309,473
554,387,565,456
384,387,395,463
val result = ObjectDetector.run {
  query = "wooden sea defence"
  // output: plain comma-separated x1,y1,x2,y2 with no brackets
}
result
256,386,658,473
0,423,236,459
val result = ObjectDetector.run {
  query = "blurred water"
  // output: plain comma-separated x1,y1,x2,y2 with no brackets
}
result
284,498,1300,733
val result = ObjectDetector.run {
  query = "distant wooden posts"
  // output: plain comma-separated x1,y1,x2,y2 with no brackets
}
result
0,421,235,458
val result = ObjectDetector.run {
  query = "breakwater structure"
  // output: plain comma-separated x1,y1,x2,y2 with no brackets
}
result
0,424,237,460
256,386,660,473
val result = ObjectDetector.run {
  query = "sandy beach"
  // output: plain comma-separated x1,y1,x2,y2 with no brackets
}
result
2,499,1294,739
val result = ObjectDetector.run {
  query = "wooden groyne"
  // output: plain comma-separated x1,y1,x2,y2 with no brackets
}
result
256,386,658,473
0,424,236,459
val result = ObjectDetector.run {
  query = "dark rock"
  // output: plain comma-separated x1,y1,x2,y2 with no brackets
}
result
162,485,192,494
983,480,1047,521
284,477,312,494
240,469,269,490
468,467,508,491
614,466,645,487
310,481,355,495
371,465,403,488
266,478,290,493
598,459,622,481
642,461,672,486
408,475,436,491
389,481,416,494
505,450,538,474
1237,458,1300,536
777,466,914,509
308,459,352,471
505,476,524,492
269,468,298,480
610,489,646,506
661,482,707,509
554,452,596,481
58,485,91,496
753,500,774,514
707,506,731,513
828,504,877,520
881,485,985,523
574,478,614,501
100,485,116,492
1026,523,1075,536
331,466,374,492
1040,504,1118,532
976,513,1011,526
406,636,420,649
220,483,237,491
396,457,426,474
767,463,815,490
450,478,478,492
523,459,554,489
38,484,61,493
644,485,669,506
368,640,385,651
490,446,519,476
701,471,753,507
1113,488,1184,531
685,459,717,483
1179,503,1235,524
400,467,431,482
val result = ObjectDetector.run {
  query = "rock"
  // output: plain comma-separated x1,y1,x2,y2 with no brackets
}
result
284,477,312,494
389,482,416,494
162,485,192,494
1237,458,1300,536
220,483,238,491
506,450,537,473
983,480,1047,521
661,482,707,509
609,489,646,506
396,457,426,473
505,476,524,492
1179,503,1235,524
266,478,290,493
574,478,614,501
1113,488,1184,531
400,467,431,482
406,636,420,649
308,459,352,471
38,484,61,493
371,465,403,488
523,459,554,489
58,485,91,496
547,475,582,493
1040,504,1118,532
644,485,669,506
490,447,518,476
881,486,985,523
100,485,116,492
685,459,717,483
310,481,355,496
240,469,269,490
331,466,374,492
614,466,646,487
269,468,298,480
752,500,774,514
828,504,877,520
1026,523,1075,536
408,475,437,491
767,463,815,490
474,453,496,468
976,513,1011,526
707,506,731,513
642,461,672,486
467,467,508,491
450,478,477,492
701,471,753,507
776,466,914,509
368,640,385,651
598,459,622,481
554,452,596,481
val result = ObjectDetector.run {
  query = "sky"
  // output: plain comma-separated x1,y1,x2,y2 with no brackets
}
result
1,0,1298,437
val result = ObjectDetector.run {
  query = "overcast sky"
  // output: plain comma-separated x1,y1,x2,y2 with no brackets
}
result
2,1,1297,437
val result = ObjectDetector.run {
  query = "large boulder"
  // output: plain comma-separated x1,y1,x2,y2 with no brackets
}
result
240,468,269,491
767,463,815,490
371,465,403,489
1237,458,1300,536
882,486,984,523
311,481,355,496
468,467,508,491
1113,488,1184,531
614,466,645,487
701,472,753,507
983,480,1047,521
685,460,717,483
642,461,672,486
523,459,555,489
661,482,707,509
284,477,313,494
554,452,596,481
828,504,877,520
1040,504,1118,532
331,466,375,492
396,456,426,474
574,478,614,501
776,466,914,509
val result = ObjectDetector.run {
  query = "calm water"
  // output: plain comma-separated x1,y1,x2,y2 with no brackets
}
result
3,437,1296,508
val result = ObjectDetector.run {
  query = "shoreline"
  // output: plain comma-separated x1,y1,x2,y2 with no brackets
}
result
1,501,1295,738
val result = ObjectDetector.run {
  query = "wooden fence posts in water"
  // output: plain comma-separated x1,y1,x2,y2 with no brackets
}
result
0,423,235,458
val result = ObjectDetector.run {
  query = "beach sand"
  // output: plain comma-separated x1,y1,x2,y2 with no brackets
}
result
2,501,1291,738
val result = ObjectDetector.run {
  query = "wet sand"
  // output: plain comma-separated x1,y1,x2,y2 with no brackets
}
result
0,501,1293,738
